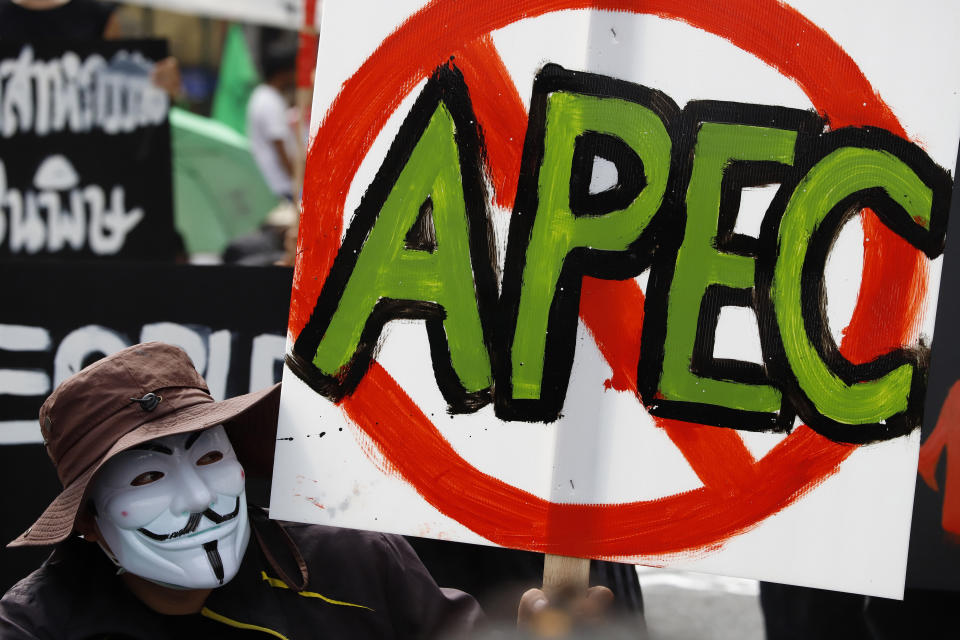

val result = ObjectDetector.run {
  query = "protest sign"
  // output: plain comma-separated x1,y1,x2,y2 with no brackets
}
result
0,262,291,592
271,0,960,598
0,40,178,261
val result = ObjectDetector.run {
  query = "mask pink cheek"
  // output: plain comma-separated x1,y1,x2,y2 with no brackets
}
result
104,492,173,530
203,462,246,497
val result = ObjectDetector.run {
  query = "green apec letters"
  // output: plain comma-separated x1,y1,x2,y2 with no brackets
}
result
292,64,950,445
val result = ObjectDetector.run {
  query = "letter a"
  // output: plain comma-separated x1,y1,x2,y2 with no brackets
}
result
290,66,496,413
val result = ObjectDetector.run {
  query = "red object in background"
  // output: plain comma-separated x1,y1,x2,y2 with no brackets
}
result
297,0,319,90
919,381,960,537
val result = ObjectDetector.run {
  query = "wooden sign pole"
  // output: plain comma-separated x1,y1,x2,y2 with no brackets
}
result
543,553,591,600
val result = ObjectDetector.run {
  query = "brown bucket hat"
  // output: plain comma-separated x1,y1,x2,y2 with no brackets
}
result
9,341,281,548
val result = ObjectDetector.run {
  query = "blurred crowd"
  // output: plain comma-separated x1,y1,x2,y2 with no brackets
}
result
0,0,305,267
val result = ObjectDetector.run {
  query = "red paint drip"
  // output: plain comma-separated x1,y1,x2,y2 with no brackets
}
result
293,0,925,556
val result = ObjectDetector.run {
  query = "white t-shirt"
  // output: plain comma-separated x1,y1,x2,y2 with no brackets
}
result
246,84,296,198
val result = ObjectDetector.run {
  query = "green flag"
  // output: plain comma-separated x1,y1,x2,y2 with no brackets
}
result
211,24,260,134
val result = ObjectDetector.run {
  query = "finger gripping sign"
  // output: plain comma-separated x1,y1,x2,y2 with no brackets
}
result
272,0,960,598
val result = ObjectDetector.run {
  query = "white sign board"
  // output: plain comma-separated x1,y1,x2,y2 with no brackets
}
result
271,0,960,599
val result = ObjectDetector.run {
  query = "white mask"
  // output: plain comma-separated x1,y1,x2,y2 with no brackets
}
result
89,425,250,589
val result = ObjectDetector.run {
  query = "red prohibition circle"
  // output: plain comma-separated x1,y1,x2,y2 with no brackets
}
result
290,0,928,556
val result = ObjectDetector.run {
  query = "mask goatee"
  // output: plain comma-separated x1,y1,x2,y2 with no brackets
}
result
203,540,225,585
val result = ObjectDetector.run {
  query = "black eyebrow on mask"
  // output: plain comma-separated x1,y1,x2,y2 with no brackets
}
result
129,443,173,455
184,431,204,450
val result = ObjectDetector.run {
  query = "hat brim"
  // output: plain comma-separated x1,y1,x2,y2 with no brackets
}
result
9,383,281,548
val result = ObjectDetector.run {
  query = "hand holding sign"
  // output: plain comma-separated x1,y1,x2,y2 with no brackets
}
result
518,584,615,636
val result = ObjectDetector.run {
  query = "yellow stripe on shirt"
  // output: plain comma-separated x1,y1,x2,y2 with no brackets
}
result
260,571,375,611
200,607,290,640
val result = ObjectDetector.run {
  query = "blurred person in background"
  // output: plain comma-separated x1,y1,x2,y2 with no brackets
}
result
222,200,298,266
247,41,299,202
225,40,301,266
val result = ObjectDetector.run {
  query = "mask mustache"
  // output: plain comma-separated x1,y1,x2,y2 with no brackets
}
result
138,497,241,541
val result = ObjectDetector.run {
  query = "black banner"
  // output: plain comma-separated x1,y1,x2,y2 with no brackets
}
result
0,263,292,591
0,40,178,261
